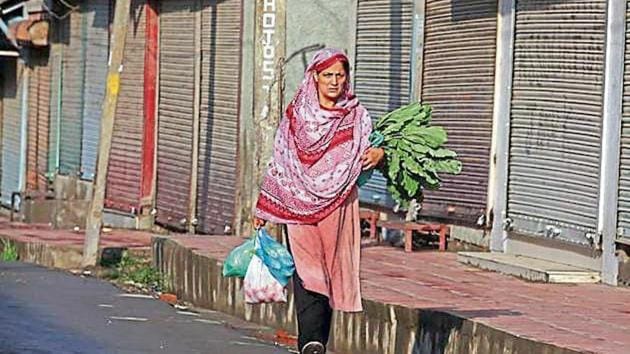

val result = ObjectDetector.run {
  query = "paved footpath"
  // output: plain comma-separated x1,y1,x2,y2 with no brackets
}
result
1,218,629,353
168,236,630,354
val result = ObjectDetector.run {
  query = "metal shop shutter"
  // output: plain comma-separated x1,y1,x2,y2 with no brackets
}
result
195,0,242,235
155,0,196,229
1,59,26,207
354,0,414,208
106,0,146,213
615,0,630,241
26,53,51,193
59,9,85,176
507,0,606,245
48,19,66,178
420,0,497,224
80,0,110,181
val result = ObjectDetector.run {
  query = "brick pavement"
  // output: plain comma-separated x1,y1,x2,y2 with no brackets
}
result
168,235,630,354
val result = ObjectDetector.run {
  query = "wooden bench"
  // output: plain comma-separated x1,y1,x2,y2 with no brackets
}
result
359,210,448,252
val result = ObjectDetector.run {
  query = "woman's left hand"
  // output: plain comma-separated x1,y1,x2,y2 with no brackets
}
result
361,147,385,170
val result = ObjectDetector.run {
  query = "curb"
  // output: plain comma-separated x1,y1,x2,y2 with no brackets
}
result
152,236,585,354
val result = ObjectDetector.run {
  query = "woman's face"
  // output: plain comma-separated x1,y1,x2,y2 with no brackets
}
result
315,61,347,103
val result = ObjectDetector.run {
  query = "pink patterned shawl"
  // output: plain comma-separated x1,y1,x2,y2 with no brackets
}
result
255,48,372,224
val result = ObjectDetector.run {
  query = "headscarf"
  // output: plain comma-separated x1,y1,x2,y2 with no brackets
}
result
255,48,372,224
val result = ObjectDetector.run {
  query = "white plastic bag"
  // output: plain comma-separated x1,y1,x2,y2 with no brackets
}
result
243,254,287,304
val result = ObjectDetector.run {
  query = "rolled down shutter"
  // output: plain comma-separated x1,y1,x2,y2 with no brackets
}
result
1,59,25,207
80,0,110,180
420,0,497,223
26,52,51,192
195,0,242,235
106,0,146,213
507,0,606,245
354,0,414,208
59,10,84,176
155,0,196,229
615,0,630,241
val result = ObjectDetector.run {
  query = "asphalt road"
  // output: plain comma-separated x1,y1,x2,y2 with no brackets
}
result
0,261,291,354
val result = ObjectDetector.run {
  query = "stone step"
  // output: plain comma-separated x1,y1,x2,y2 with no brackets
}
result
457,252,601,283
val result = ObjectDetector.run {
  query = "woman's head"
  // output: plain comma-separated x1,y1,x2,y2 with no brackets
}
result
306,49,352,107
315,60,348,105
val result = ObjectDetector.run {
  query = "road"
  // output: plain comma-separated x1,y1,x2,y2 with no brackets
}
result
0,261,291,354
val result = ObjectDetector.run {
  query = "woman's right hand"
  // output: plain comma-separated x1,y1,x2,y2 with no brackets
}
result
253,217,267,230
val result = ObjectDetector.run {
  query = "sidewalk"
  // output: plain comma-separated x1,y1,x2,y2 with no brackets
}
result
155,235,630,354
0,217,152,269
1,218,629,353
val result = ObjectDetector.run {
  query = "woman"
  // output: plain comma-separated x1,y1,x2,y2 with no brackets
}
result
253,48,384,354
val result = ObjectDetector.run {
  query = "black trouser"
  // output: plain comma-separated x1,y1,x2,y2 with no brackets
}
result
286,230,333,351
293,270,333,351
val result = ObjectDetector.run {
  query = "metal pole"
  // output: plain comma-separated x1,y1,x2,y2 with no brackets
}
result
187,1,202,234
410,0,426,102
82,0,132,267
598,0,626,285
489,0,516,252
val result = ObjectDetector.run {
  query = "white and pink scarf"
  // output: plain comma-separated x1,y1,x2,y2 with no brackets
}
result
255,49,372,224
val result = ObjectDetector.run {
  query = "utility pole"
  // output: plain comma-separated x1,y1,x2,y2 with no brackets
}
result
82,0,131,267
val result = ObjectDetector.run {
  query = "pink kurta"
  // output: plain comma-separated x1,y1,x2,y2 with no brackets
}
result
287,188,362,312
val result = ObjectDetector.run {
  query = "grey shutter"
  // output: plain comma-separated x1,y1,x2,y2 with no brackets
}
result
81,0,110,180
616,0,630,241
106,0,146,213
420,0,497,223
507,0,606,245
354,0,414,208
196,0,242,234
156,0,196,229
1,59,26,207
59,9,84,176
48,22,66,178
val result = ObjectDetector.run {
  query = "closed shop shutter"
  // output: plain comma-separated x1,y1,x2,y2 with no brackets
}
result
420,0,497,223
1,59,26,207
106,0,146,213
48,20,66,178
615,0,630,241
354,0,414,208
507,0,606,245
195,0,242,234
81,0,110,180
26,52,51,192
59,9,85,176
155,0,196,229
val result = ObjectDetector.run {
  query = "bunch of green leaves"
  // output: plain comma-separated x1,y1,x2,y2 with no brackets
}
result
374,102,462,208
1,239,18,262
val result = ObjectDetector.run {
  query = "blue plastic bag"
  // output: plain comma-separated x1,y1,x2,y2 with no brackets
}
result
222,237,256,278
255,229,295,286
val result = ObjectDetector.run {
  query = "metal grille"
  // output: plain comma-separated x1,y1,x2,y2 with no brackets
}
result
354,0,414,208
26,53,51,192
507,0,606,245
155,0,196,229
615,0,630,240
195,0,242,235
420,0,497,223
1,59,25,207
80,0,110,181
59,9,84,176
106,0,146,213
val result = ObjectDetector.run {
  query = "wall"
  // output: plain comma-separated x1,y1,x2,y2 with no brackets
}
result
284,0,356,102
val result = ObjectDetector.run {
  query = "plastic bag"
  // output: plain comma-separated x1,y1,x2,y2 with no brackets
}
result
243,254,287,303
222,237,256,278
255,229,295,286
